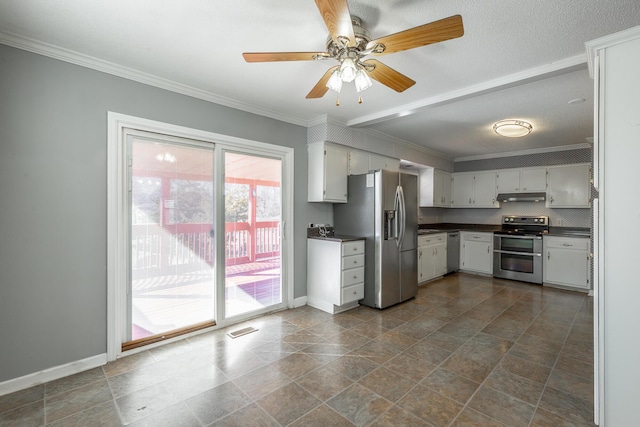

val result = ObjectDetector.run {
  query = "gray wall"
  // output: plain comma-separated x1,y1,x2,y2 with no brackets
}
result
0,44,314,383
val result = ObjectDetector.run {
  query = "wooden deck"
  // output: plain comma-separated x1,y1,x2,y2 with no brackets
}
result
131,259,281,340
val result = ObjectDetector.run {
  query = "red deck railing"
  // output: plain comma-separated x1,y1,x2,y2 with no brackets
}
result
131,221,280,273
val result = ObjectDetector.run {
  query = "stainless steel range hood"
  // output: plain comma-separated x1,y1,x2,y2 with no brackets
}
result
496,192,546,203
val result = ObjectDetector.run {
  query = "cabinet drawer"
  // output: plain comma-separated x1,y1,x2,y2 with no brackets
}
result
342,284,364,304
342,254,365,270
342,240,365,256
545,237,589,250
342,267,365,287
418,233,446,246
462,232,492,243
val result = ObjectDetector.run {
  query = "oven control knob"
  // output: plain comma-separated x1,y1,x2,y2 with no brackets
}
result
534,218,538,222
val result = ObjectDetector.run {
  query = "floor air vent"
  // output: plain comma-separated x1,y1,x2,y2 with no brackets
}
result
227,326,258,338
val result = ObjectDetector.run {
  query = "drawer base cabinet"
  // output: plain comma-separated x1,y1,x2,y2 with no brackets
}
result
543,236,590,291
307,239,365,314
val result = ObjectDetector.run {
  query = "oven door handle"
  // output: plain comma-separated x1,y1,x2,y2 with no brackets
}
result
494,234,543,240
493,249,542,256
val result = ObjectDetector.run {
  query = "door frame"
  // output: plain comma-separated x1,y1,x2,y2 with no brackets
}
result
107,112,294,361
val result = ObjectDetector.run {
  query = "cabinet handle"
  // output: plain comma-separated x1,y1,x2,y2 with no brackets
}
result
547,251,550,260
353,247,358,251
353,260,357,264
550,196,554,204
561,243,573,247
469,198,472,205
353,275,357,279
487,246,490,253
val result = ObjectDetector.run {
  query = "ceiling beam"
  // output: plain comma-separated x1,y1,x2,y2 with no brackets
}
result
346,54,588,127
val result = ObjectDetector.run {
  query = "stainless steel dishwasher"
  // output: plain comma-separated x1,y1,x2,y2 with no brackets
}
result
446,231,460,274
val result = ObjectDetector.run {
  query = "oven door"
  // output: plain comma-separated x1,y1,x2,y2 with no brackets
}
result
493,235,543,284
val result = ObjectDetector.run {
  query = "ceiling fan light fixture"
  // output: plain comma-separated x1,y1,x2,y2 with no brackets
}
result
326,69,343,93
493,119,533,138
354,68,373,92
339,57,357,82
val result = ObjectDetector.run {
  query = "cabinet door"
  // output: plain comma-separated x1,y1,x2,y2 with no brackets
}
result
349,150,369,175
520,168,547,191
451,173,474,207
440,171,452,206
545,248,589,289
473,172,498,207
496,170,521,193
324,144,348,202
462,240,492,274
433,170,451,207
434,242,447,276
546,164,590,208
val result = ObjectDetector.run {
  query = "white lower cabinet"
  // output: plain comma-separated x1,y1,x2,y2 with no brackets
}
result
307,238,365,314
418,233,447,283
543,236,590,291
460,232,493,275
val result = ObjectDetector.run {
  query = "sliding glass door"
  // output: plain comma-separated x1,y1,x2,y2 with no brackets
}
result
224,151,282,318
128,133,215,343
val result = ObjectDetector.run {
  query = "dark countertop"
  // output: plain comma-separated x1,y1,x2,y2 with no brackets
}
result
307,234,365,242
547,227,591,238
418,223,502,233
418,223,591,238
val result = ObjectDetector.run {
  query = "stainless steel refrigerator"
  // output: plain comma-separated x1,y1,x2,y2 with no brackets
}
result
333,170,418,309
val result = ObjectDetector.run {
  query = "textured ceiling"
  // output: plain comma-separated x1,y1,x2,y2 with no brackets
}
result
1,0,639,160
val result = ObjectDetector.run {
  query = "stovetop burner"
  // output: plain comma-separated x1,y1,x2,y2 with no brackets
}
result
495,215,549,236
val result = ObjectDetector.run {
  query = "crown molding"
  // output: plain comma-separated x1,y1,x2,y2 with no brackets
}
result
454,142,592,162
0,31,311,127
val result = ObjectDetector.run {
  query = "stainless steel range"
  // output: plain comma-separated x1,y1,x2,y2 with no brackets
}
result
493,215,549,284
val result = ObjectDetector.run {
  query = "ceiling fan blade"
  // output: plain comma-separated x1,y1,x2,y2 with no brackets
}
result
306,66,339,99
243,52,329,62
363,60,415,92
366,15,464,56
314,0,355,46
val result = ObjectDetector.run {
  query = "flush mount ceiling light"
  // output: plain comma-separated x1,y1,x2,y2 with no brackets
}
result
493,119,533,138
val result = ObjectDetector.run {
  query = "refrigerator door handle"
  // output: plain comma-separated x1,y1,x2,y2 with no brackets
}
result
397,185,406,249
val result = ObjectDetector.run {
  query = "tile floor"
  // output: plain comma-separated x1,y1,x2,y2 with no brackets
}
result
0,273,595,426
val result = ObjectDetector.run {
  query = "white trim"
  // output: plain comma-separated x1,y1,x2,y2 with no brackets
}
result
0,354,107,396
347,55,588,127
107,112,295,361
0,31,308,127
586,25,640,77
292,296,308,308
454,143,592,162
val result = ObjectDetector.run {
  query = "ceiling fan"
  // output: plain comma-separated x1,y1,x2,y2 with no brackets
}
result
242,0,464,101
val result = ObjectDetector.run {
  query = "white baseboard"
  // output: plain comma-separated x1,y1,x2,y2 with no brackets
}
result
292,296,307,308
0,353,107,397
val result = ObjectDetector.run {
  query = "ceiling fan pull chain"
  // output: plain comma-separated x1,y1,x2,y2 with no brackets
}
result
358,96,363,104
335,94,340,107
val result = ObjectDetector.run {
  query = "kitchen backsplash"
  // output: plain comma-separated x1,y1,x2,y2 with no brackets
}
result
424,205,592,227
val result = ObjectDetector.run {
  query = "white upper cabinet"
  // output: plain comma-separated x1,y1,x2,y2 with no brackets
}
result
419,168,451,207
348,149,400,175
308,142,348,203
348,150,369,175
496,167,547,193
520,168,548,192
369,153,400,172
546,163,591,208
452,171,498,208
